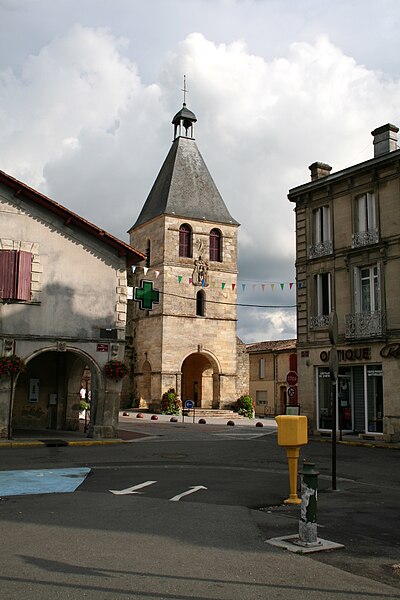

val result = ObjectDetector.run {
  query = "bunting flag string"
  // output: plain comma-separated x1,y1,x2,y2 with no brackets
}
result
130,265,296,291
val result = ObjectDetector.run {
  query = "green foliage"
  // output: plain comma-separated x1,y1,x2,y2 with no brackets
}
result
161,388,181,415
235,395,254,419
79,400,90,412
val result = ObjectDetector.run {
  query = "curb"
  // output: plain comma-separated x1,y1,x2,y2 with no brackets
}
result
0,439,128,449
312,437,400,450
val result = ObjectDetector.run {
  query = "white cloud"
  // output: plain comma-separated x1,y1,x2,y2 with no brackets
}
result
1,25,400,341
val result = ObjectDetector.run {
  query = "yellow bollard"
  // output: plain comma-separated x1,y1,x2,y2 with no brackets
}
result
275,415,308,505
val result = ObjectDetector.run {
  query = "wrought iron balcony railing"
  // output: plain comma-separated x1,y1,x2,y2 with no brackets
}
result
310,315,330,329
351,228,379,248
345,310,386,339
309,240,333,259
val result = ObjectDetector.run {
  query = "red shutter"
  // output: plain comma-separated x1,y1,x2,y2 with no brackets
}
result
0,250,17,299
16,251,32,301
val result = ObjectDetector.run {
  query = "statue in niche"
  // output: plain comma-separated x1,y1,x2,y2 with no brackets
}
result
192,255,209,287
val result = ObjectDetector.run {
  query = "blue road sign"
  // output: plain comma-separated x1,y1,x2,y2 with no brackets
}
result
185,400,194,409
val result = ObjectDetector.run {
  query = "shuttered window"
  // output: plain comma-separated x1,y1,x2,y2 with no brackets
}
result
0,250,32,301
179,224,192,258
210,229,222,262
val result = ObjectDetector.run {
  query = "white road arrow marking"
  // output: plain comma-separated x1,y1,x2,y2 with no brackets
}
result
169,485,208,502
109,480,157,495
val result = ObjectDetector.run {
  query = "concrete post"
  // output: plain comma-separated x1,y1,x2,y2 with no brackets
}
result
298,461,320,546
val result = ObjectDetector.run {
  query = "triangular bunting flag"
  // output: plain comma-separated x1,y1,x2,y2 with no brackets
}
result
154,270,160,278
261,284,265,291
143,267,148,275
189,277,193,284
271,283,275,291
290,282,293,290
298,282,302,289
242,283,246,291
131,266,136,273
178,276,182,283
232,283,236,290
280,283,284,291
222,283,226,289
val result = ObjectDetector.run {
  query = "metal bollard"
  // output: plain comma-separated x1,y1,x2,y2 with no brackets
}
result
297,461,320,547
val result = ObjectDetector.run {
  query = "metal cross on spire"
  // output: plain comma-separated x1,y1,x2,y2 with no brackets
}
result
181,75,188,105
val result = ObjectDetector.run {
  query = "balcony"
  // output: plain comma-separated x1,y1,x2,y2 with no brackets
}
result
351,228,379,249
310,315,330,329
309,240,333,259
345,311,386,339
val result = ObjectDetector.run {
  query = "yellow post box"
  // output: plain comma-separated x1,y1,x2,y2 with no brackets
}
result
275,415,308,505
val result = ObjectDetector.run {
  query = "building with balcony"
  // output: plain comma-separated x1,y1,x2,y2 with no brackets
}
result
288,123,400,441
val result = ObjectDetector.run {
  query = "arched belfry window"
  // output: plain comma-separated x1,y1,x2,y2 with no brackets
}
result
179,224,192,258
196,289,205,316
210,228,222,262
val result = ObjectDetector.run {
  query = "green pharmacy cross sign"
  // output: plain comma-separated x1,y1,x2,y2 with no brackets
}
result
134,280,160,311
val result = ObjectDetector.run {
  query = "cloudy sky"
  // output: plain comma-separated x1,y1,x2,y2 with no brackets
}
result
1,0,399,342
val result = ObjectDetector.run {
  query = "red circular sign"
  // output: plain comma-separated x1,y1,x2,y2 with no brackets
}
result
286,371,298,386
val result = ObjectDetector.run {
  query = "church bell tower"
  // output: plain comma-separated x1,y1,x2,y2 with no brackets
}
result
128,99,239,410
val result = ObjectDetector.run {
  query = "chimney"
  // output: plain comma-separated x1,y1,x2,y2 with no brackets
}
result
371,123,399,157
308,162,332,181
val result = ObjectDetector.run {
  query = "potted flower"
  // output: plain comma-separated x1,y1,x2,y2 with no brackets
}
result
104,360,129,382
0,355,26,378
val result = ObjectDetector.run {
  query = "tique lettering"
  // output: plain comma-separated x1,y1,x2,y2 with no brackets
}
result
320,347,371,362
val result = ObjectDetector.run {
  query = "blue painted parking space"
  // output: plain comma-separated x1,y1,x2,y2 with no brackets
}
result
0,467,91,497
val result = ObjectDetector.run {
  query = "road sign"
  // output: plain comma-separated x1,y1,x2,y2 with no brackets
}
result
329,311,338,346
185,400,194,409
286,371,298,386
287,386,297,401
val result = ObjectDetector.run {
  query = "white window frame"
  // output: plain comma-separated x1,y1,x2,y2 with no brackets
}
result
314,206,331,243
356,192,376,233
354,264,381,313
316,272,331,316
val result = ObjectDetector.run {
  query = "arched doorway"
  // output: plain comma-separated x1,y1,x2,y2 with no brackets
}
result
181,352,220,409
12,349,101,435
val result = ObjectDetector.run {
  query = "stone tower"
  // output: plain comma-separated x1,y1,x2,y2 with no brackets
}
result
128,102,239,410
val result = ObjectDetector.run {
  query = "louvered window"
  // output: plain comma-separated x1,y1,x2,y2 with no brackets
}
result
179,224,192,258
210,229,222,262
0,250,32,301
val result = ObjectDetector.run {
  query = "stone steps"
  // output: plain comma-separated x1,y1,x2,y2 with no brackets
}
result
183,408,247,419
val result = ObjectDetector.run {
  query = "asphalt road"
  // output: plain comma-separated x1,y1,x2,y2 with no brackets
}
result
0,423,399,599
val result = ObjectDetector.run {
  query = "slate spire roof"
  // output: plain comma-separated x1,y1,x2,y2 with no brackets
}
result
130,104,238,230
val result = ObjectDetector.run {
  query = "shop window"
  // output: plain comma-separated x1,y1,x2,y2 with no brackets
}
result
210,229,222,262
179,224,192,258
367,366,383,433
0,250,32,301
